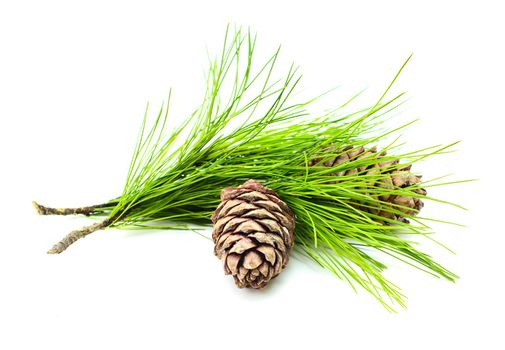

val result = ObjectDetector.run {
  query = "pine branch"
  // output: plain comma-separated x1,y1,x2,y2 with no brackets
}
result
36,26,465,310
32,201,112,216
47,217,115,254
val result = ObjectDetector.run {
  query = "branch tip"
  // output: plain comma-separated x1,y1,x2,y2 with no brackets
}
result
32,201,44,215
47,248,59,255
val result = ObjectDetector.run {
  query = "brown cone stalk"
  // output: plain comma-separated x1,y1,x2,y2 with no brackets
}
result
309,145,427,223
211,179,295,289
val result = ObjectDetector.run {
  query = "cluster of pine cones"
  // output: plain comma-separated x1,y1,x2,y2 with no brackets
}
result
211,146,426,289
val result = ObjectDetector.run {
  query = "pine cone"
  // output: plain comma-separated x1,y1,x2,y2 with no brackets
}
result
211,179,295,289
309,145,427,222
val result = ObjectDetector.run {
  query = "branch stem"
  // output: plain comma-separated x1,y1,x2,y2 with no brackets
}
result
32,201,108,216
47,217,115,254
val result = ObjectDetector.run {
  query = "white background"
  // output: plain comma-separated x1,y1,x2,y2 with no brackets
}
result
1,1,504,349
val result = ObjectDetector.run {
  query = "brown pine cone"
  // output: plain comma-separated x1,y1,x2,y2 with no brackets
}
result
211,179,295,289
309,145,427,223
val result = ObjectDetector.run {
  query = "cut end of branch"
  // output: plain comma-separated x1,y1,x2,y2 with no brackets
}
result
32,201,46,215
47,246,62,254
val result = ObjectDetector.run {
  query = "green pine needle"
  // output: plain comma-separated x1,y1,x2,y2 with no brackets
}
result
55,26,464,310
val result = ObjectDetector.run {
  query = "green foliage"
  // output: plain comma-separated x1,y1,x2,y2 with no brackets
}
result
92,26,462,310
